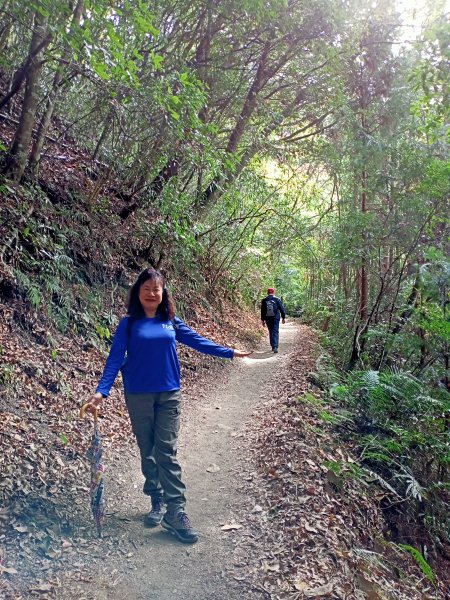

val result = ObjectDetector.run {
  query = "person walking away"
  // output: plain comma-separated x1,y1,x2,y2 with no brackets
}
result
261,287,285,353
83,268,252,544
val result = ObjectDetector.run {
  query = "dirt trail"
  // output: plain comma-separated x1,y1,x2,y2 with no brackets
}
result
63,322,298,600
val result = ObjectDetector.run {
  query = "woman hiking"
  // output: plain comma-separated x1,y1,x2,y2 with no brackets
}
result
83,268,252,544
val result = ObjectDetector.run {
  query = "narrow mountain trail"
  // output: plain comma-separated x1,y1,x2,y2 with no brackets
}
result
55,322,299,600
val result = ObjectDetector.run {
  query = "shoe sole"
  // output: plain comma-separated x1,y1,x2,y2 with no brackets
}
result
144,517,164,528
161,520,198,544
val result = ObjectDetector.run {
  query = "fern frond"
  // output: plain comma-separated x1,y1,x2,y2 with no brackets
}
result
361,467,401,497
27,285,42,308
362,370,380,389
398,545,435,582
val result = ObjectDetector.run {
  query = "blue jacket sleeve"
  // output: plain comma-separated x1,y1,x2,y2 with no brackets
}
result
174,317,234,359
96,317,128,396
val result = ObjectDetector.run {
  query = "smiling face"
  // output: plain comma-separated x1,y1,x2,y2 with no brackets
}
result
138,279,164,317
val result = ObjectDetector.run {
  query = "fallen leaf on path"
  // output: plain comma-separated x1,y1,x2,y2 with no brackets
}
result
294,580,308,591
45,547,62,559
304,581,334,597
0,564,18,574
206,463,220,473
355,574,382,599
29,582,54,592
262,561,280,572
220,523,242,531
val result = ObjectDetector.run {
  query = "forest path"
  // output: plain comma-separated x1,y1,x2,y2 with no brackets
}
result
65,321,298,600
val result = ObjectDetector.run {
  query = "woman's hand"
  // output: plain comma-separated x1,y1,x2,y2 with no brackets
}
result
80,392,104,417
233,349,253,358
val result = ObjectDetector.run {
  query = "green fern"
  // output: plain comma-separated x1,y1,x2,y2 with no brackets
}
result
362,370,380,389
330,383,349,400
44,275,61,295
15,271,43,308
398,544,435,582
27,284,43,308
319,410,339,423
298,392,326,406
59,290,73,309
378,372,422,407
348,369,441,423
361,449,394,465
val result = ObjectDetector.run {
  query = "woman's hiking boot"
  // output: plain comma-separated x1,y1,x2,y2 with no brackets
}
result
144,497,166,527
161,510,198,544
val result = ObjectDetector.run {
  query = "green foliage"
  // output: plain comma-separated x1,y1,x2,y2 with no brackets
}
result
0,0,447,574
0,364,16,387
59,433,69,445
77,0,159,86
319,410,340,424
11,210,78,331
410,16,450,144
298,392,326,407
1,190,122,343
398,544,435,583
331,367,450,545
95,324,111,340
324,459,364,481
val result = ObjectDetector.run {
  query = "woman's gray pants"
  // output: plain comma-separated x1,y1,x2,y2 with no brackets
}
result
124,390,186,512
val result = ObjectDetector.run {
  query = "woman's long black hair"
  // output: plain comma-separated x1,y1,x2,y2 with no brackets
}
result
126,268,176,325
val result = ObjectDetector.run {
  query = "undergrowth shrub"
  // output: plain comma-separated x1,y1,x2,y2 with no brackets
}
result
314,359,450,553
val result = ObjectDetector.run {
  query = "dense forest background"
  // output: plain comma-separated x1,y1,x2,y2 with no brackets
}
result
0,0,449,589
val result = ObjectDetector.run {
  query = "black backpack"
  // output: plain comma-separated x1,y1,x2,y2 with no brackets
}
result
265,298,278,317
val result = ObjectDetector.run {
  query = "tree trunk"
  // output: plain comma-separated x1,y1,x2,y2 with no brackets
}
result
417,326,427,374
0,24,51,113
92,112,112,162
340,262,349,299
118,158,180,220
359,169,369,320
2,12,49,181
347,164,370,369
196,41,272,210
28,0,83,175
